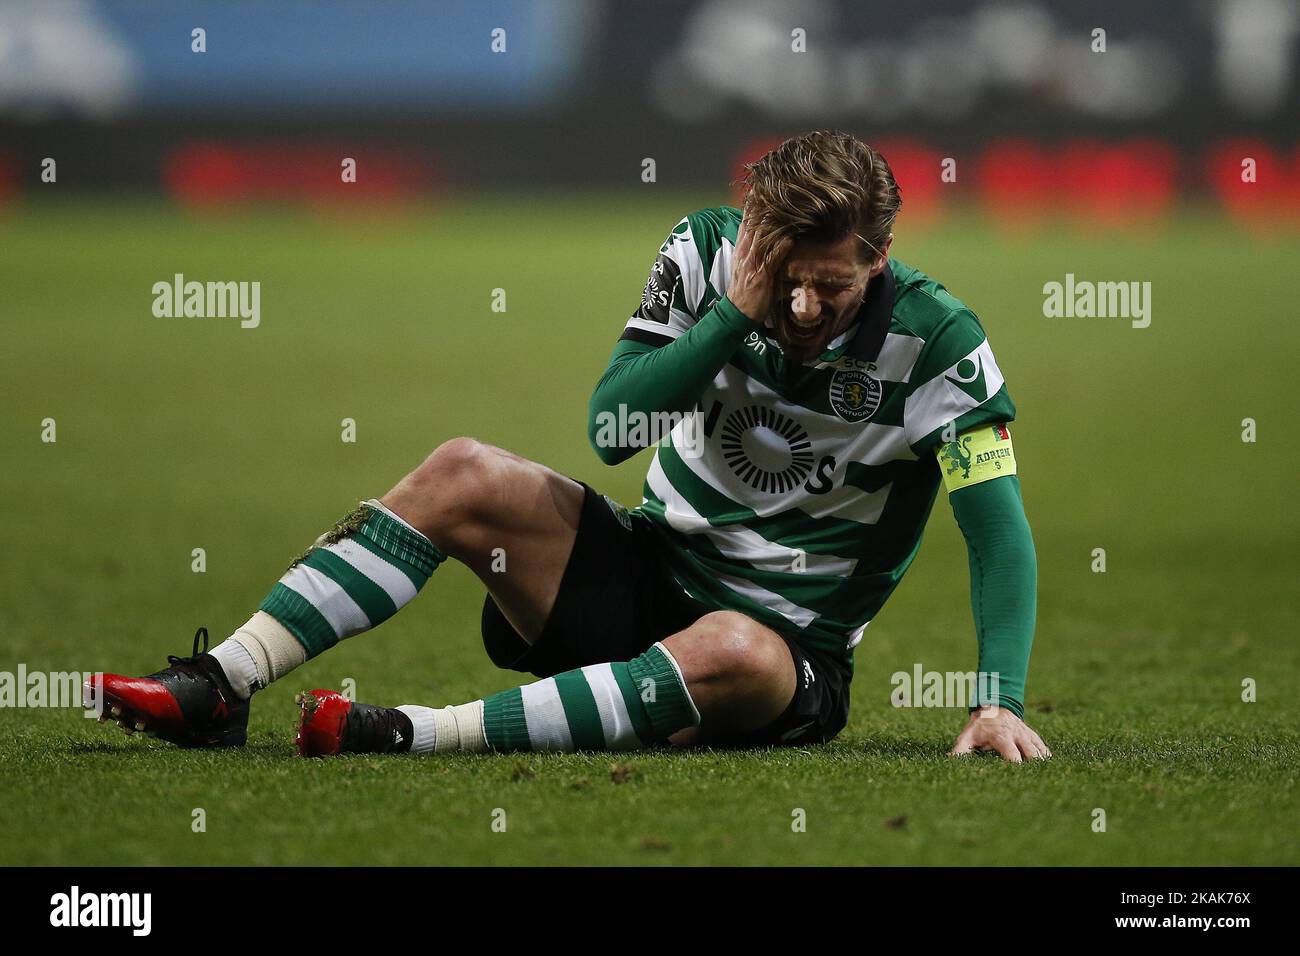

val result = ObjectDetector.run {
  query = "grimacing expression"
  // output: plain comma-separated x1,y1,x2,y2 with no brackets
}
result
768,232,888,361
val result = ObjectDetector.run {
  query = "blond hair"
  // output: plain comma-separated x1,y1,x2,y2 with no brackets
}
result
739,130,901,263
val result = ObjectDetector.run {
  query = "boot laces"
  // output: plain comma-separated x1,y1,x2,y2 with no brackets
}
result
167,627,210,667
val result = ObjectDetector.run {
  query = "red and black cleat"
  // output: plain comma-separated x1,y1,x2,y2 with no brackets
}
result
295,689,413,757
84,627,249,748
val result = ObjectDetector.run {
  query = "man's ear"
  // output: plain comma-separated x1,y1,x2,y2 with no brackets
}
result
868,234,893,278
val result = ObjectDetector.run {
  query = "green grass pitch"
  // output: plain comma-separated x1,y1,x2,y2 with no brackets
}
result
1,196,1297,865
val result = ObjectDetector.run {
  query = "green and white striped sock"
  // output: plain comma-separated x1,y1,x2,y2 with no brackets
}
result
258,498,446,661
397,643,700,753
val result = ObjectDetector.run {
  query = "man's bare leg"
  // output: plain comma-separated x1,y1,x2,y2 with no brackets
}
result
199,436,582,702
380,437,583,645
87,436,591,748
662,612,797,745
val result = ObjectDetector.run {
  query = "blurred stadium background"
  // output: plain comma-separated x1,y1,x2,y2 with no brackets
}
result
1,0,1298,220
1,0,1297,865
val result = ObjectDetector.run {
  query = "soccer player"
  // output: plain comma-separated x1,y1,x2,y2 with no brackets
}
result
88,130,1049,762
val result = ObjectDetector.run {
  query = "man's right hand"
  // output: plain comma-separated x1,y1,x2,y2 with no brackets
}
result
727,212,792,323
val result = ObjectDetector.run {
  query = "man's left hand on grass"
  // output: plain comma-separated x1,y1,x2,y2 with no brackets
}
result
949,706,1051,763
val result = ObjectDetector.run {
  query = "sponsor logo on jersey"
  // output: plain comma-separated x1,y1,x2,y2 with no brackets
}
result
828,367,882,423
635,253,682,325
945,354,987,403
720,405,814,494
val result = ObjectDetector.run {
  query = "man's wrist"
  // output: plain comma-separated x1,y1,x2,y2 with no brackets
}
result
968,697,1025,720
712,294,758,332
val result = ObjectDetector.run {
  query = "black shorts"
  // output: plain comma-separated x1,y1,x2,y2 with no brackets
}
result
481,481,852,747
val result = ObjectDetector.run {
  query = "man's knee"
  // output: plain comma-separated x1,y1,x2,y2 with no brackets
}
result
389,437,505,538
680,611,792,689
665,611,797,736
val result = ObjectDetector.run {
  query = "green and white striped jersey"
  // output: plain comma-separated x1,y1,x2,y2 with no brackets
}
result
621,206,1017,662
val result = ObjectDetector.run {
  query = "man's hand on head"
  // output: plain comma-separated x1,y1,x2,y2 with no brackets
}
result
727,210,792,324
949,706,1051,763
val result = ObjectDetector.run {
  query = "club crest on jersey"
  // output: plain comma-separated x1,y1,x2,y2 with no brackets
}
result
828,367,882,423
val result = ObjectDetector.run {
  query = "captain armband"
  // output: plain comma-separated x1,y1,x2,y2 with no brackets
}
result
936,423,1017,492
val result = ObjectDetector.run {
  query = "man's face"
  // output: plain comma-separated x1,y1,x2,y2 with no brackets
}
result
768,232,890,362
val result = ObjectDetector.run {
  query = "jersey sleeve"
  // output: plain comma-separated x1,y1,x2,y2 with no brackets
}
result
589,209,748,465
618,211,731,349
948,473,1037,718
902,308,1017,457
